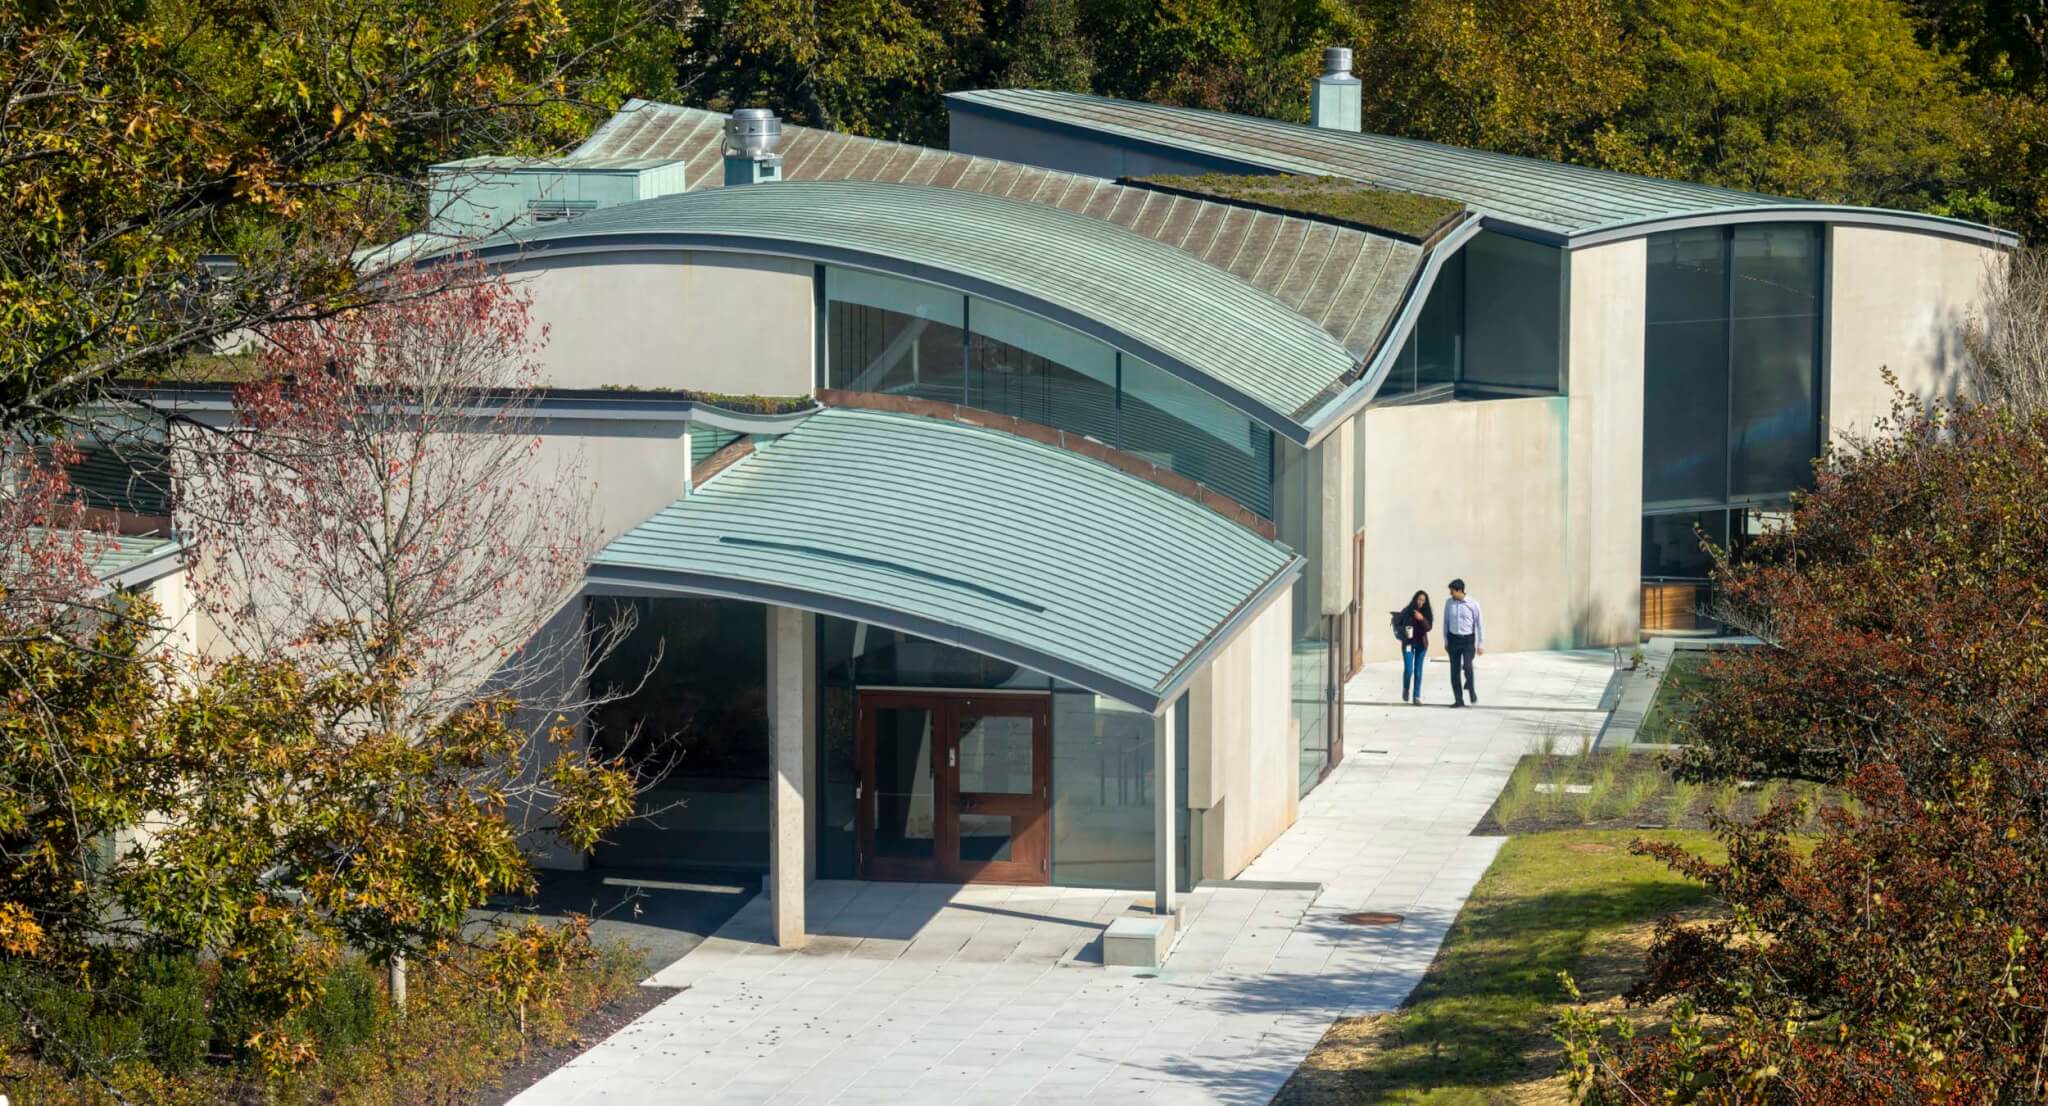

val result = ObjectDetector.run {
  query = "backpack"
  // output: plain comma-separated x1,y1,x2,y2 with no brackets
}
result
1390,609,1407,642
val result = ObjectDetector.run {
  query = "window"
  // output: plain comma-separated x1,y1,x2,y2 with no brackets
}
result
1376,233,1562,401
820,266,1276,518
1643,225,1823,510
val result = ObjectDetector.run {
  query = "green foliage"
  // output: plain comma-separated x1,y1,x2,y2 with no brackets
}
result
1277,830,1718,1103
2,933,641,1103
0,0,684,430
683,0,987,143
1127,173,1464,238
0,608,634,1074
1568,401,2048,1098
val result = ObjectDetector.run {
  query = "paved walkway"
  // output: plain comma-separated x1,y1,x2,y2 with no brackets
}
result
512,649,1613,1105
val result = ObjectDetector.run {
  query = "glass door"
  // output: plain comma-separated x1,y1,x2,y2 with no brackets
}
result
856,691,1050,884
950,697,1050,884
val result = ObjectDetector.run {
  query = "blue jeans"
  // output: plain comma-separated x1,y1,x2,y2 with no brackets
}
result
1401,645,1426,700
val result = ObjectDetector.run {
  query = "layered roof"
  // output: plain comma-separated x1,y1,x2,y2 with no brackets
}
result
487,179,1366,430
947,89,2018,247
588,407,1301,711
573,100,1433,360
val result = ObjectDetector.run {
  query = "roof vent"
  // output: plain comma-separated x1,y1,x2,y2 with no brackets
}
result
724,108,785,186
1312,46,1361,133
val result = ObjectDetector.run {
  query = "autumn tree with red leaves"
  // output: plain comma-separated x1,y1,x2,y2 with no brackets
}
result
1562,395,2048,1102
172,262,639,1008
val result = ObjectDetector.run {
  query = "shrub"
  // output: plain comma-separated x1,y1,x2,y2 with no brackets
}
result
1564,399,2048,1100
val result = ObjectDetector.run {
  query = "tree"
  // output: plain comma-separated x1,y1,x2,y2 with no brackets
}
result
1084,0,1363,122
180,261,639,1006
1001,0,1096,92
1354,0,1643,165
1561,396,2048,1099
1966,247,2048,419
681,0,986,143
0,0,684,435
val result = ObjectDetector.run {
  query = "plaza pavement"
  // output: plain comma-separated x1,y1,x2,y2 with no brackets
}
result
510,648,1615,1105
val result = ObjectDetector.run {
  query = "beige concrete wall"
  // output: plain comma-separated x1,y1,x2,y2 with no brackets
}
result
1186,586,1297,881
1358,396,1575,663
1564,239,1646,648
1319,419,1355,617
1826,226,2005,440
508,249,815,396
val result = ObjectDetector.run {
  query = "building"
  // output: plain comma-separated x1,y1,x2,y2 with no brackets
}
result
138,56,2015,958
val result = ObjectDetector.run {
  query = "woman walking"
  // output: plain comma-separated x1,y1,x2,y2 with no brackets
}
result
1397,590,1433,704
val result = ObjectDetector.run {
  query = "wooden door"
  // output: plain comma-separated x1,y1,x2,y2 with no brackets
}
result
856,691,1050,885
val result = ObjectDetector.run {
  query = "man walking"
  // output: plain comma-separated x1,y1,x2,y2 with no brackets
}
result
1443,578,1484,707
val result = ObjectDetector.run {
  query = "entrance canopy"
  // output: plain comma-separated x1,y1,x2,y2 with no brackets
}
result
586,407,1301,712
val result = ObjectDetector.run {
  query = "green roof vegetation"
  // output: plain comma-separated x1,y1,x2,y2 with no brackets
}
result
1123,173,1464,240
145,352,265,384
594,386,815,413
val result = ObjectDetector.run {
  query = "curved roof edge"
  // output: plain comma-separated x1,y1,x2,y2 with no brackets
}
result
1298,214,1486,442
585,560,1298,714
476,233,1327,444
1571,206,2019,250
946,90,2019,251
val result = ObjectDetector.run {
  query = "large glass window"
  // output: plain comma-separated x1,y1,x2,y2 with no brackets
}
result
586,597,769,871
825,268,966,398
1643,225,1823,510
1463,231,1564,392
1273,439,1331,796
1376,233,1561,401
814,616,1187,891
822,266,1275,518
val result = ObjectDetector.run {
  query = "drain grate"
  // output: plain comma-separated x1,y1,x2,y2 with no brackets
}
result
1339,911,1405,926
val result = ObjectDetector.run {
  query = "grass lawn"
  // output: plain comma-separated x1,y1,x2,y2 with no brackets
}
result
1275,829,1720,1106
1634,651,1718,745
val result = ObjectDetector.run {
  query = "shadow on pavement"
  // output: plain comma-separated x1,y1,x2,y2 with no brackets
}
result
473,866,758,975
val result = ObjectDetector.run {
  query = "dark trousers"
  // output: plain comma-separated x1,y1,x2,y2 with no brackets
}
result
1446,632,1477,704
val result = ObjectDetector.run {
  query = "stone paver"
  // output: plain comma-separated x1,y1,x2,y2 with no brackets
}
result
511,649,1613,1105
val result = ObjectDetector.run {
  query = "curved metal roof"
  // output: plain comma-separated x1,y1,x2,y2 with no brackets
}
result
482,179,1365,433
586,407,1301,711
948,89,2018,248
571,100,1426,363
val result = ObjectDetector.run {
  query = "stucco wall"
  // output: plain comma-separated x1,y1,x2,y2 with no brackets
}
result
1186,585,1297,881
507,249,815,396
1358,396,1575,664
1564,239,1647,648
1826,226,2004,440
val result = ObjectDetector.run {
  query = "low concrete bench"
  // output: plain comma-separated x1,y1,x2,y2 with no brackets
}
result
1103,915,1175,968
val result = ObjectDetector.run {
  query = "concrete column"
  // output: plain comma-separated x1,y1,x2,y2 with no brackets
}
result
766,604,809,948
680,425,693,495
1153,700,1178,920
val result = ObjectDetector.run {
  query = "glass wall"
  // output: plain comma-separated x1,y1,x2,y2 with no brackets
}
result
815,616,1188,891
1642,222,1822,631
1376,232,1563,401
1274,439,1331,795
586,597,769,871
1643,224,1823,510
823,266,1274,517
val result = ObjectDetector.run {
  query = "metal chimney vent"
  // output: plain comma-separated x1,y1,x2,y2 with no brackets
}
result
723,108,786,186
1312,45,1362,132
724,108,784,158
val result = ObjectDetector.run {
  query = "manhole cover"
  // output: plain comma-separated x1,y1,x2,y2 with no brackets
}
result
1339,911,1404,926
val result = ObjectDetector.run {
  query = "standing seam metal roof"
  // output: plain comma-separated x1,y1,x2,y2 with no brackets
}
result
487,179,1364,428
946,89,2016,245
588,407,1301,710
571,100,1425,361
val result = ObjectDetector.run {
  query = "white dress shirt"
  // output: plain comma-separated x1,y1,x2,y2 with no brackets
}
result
1444,595,1484,649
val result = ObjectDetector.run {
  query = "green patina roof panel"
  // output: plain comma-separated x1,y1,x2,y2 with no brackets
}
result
589,407,1300,709
569,101,1426,364
496,179,1364,424
947,89,2014,244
